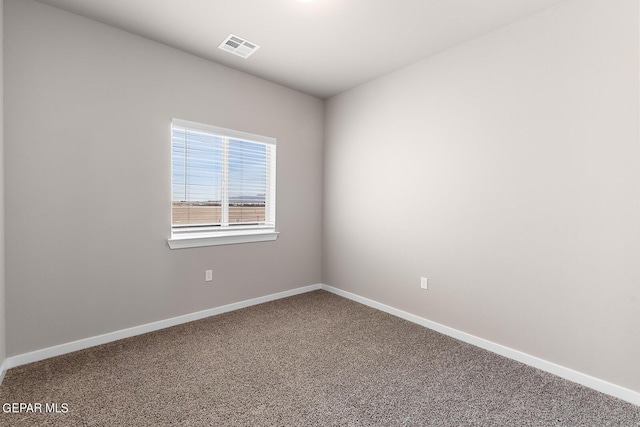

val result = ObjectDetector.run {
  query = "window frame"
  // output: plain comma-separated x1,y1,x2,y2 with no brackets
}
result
167,119,278,249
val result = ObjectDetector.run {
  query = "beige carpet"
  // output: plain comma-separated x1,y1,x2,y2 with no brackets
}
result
1,290,639,426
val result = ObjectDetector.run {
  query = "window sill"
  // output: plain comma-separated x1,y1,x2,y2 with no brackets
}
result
167,229,279,249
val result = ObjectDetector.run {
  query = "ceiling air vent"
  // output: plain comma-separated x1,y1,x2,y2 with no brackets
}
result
218,34,260,59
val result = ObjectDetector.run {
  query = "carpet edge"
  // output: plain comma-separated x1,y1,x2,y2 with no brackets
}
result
0,283,323,382
320,284,640,407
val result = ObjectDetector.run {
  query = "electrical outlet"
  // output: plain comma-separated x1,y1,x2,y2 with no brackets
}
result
421,277,428,290
205,270,213,282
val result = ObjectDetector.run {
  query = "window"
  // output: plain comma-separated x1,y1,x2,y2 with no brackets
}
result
167,119,278,249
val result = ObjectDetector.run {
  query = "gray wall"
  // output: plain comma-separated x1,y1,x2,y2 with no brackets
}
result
4,0,323,356
323,0,640,393
0,0,5,365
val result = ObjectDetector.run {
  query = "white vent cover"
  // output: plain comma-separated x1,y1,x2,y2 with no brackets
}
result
218,34,260,59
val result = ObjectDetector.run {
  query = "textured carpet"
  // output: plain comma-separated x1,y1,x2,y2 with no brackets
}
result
1,290,639,426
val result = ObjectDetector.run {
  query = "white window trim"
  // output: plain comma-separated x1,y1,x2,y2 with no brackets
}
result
168,119,278,249
168,229,279,249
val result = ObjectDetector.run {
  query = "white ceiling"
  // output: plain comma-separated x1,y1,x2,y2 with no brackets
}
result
35,0,566,99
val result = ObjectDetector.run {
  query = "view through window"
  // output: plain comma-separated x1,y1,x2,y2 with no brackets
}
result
171,119,276,233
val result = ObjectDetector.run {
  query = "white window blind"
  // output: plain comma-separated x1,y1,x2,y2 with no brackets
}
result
171,119,276,236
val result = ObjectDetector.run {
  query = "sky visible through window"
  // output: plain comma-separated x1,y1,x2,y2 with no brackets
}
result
172,129,268,205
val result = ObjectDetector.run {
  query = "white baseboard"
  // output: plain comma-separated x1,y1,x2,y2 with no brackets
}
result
320,284,640,407
2,284,322,376
3,282,638,407
0,358,8,384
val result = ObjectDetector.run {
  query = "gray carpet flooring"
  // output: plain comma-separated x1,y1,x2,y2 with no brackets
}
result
1,290,639,426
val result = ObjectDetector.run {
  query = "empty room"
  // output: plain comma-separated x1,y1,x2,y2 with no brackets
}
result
0,0,639,425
